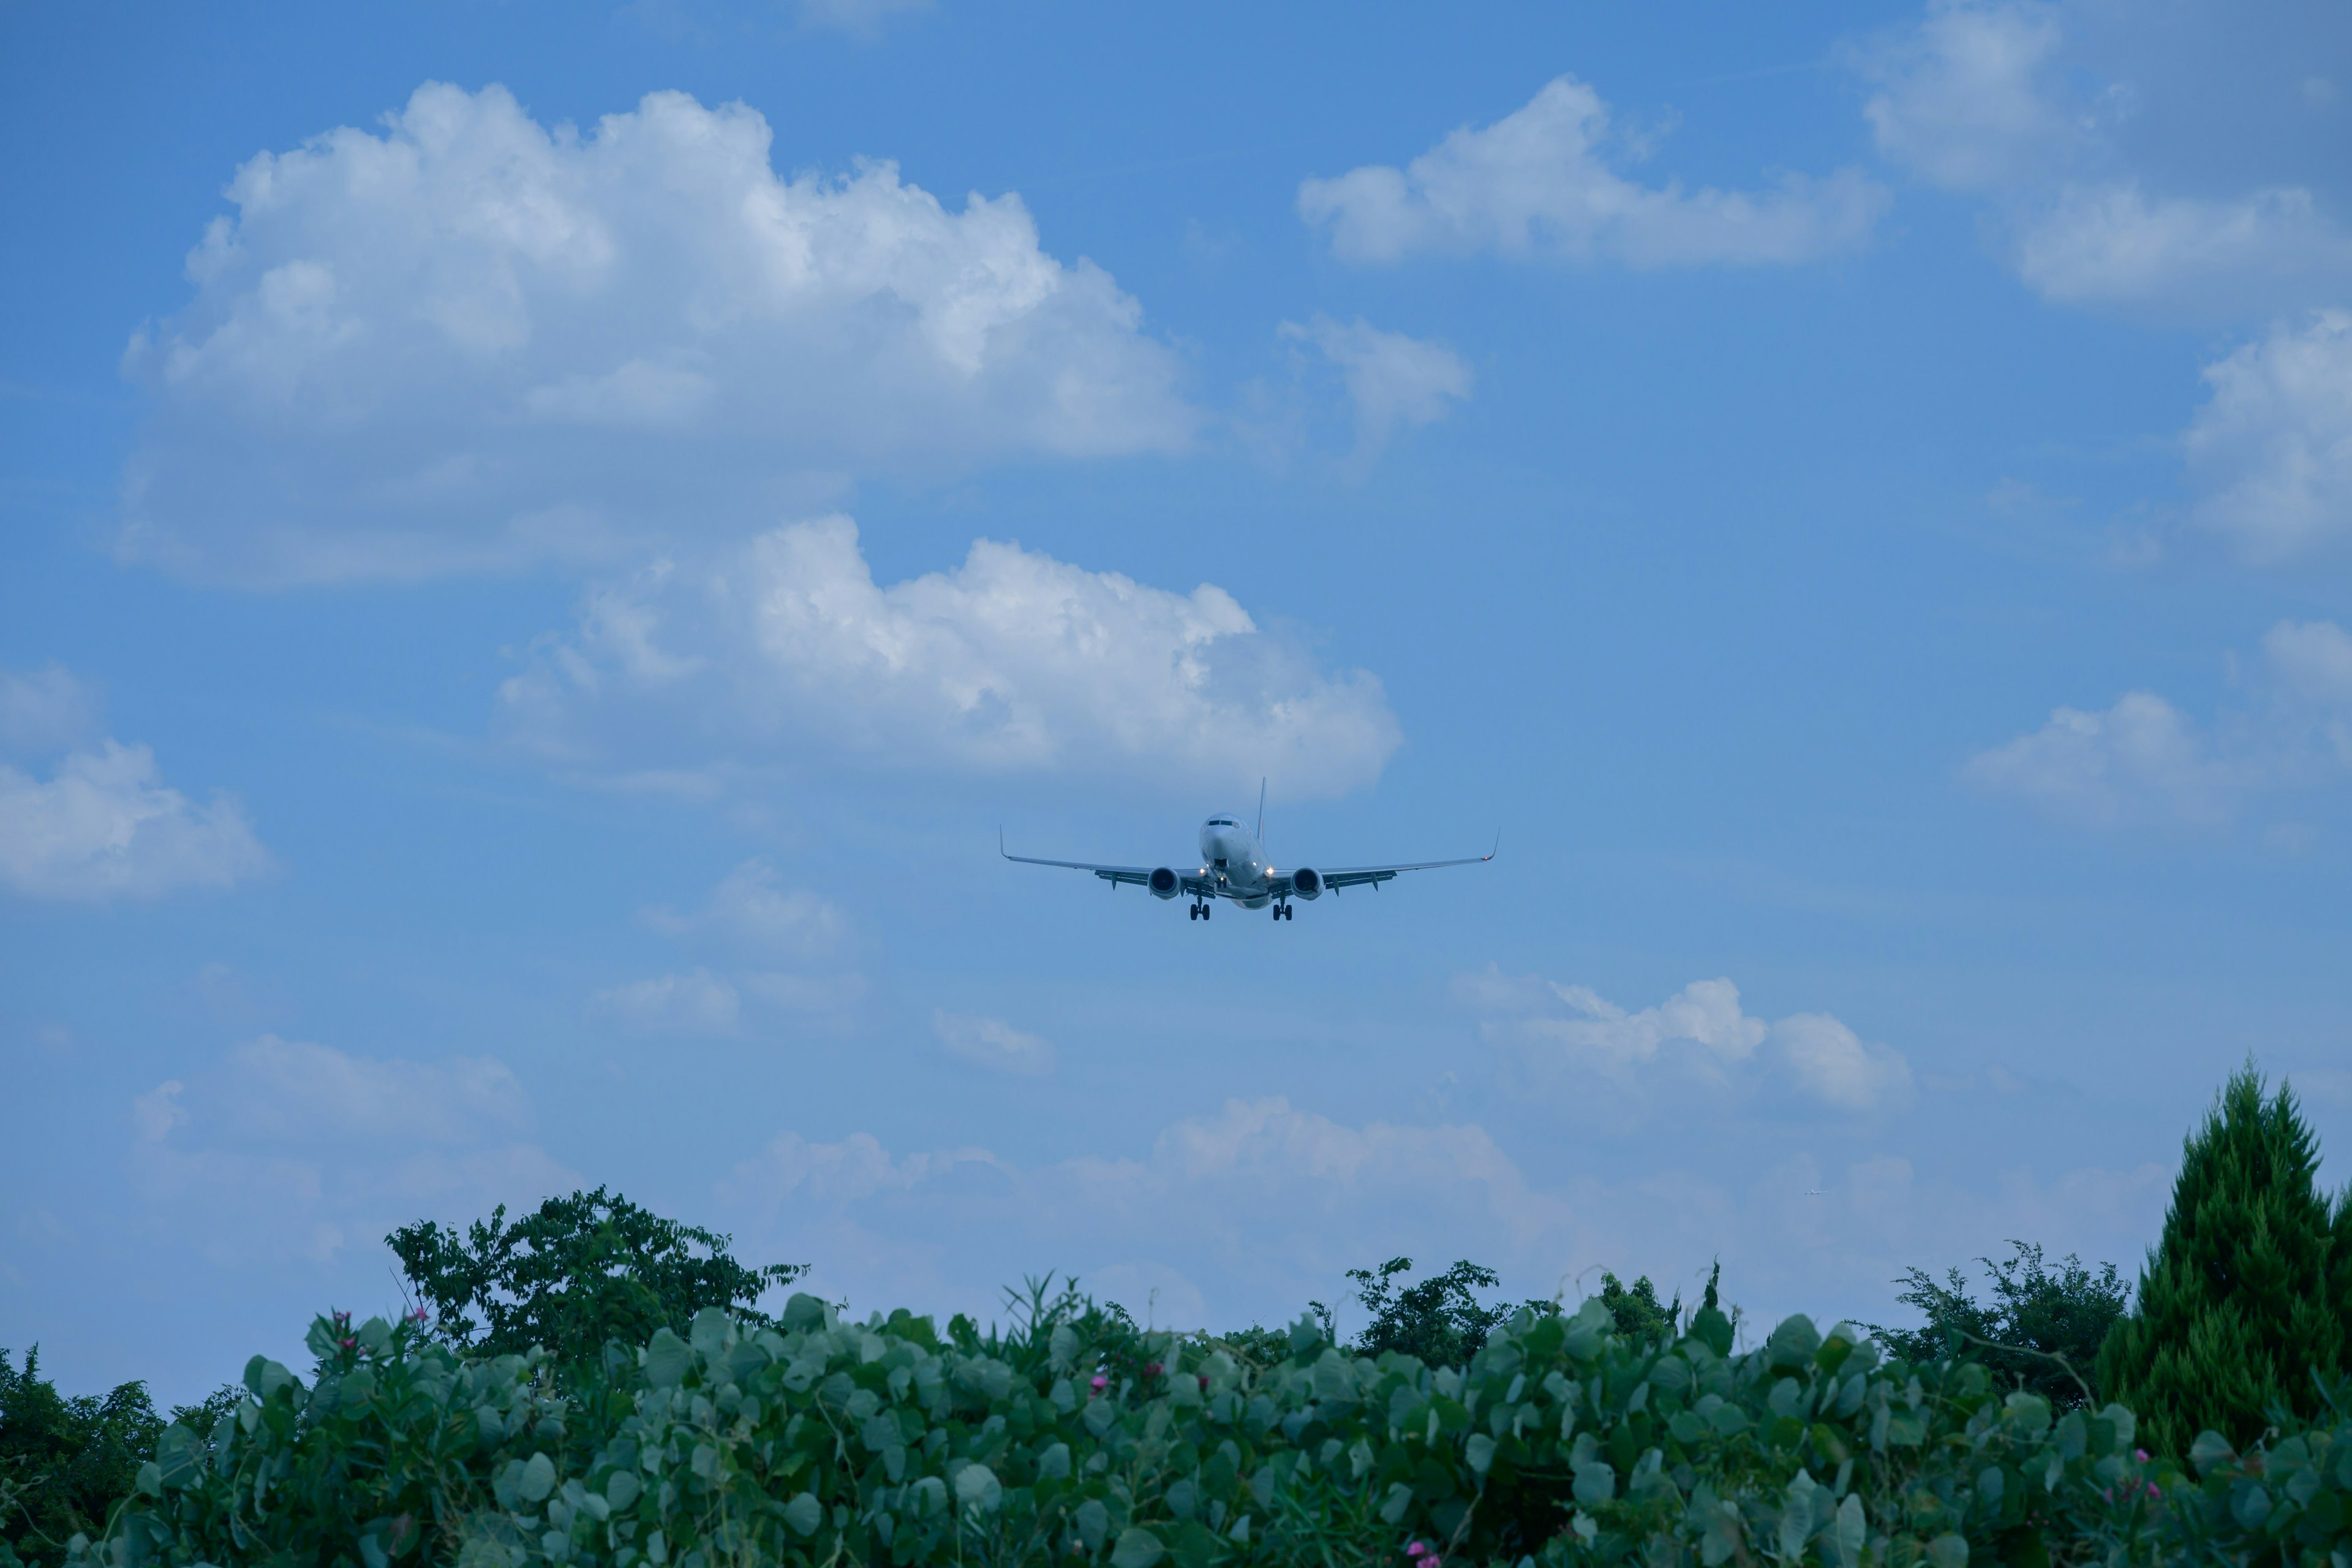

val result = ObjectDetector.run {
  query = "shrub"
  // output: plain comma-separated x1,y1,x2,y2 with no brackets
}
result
1869,1242,2130,1412
2100,1066,2351,1460
387,1187,806,1362
83,1281,2345,1568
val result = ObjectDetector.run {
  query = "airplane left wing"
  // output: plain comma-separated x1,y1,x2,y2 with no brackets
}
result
1291,837,1498,895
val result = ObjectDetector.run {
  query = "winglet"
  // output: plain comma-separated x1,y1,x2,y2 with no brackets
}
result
1256,778,1266,845
1488,829,1501,861
998,826,1008,859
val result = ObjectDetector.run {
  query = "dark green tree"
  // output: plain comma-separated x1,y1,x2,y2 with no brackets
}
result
1868,1242,2128,1409
387,1186,805,1362
2098,1065,2350,1458
1314,1257,1554,1365
1596,1272,1681,1346
0,1348,162,1567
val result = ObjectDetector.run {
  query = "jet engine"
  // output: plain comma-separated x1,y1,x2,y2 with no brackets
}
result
1289,866,1324,900
1147,867,1182,899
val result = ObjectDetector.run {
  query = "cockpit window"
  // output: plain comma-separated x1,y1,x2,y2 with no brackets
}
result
1208,818,1233,827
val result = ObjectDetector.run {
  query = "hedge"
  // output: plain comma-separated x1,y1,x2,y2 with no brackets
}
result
38,1287,2352,1568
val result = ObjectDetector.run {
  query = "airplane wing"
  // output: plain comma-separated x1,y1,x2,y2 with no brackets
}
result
1000,832,1211,894
1283,838,1498,895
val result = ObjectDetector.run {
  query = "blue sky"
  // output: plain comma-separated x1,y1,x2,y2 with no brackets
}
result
5,0,2351,1404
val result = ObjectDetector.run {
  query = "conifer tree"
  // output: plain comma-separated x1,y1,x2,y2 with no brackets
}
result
2098,1065,2348,1458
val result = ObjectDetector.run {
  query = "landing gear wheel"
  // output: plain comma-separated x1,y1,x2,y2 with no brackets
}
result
1188,904,1199,921
1284,905,1294,920
1203,903,1211,919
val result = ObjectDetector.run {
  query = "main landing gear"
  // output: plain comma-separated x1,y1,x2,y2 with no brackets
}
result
1272,903,1293,921
1189,900,1211,920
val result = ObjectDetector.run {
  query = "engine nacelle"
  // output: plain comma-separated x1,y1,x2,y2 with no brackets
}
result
1148,867,1182,899
1289,866,1324,900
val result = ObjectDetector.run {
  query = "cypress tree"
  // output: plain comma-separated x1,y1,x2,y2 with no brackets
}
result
2098,1065,2348,1458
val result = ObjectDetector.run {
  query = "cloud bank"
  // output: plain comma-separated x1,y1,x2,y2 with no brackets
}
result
497,518,1402,797
120,83,1194,586
1298,75,1887,268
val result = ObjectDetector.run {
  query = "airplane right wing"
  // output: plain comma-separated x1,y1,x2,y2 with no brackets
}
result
999,832,1212,895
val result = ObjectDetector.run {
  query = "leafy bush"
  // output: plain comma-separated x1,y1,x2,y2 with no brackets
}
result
75,1280,2352,1568
2100,1067,2351,1460
1314,1260,1556,1367
1868,1242,2130,1412
1,1349,160,1567
387,1187,807,1362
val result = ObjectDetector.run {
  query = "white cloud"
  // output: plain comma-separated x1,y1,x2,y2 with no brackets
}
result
119,83,1193,586
1281,316,1472,458
0,739,270,902
2185,311,2352,560
2015,187,2352,314
2264,619,2352,705
586,968,742,1036
1964,691,2235,826
1298,75,1887,268
1857,0,2071,190
0,665,102,755
129,1038,570,1266
641,860,848,963
1853,2,2352,315
1966,624,2352,827
1457,970,1914,1114
497,517,1401,798
932,1010,1055,1076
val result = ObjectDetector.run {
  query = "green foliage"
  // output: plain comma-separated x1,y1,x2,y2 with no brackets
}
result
83,1282,2352,1568
1593,1274,1678,1349
387,1186,807,1362
1869,1242,2130,1412
0,1349,162,1567
2162,1377,2352,1568
2100,1066,2351,1460
1315,1258,1556,1367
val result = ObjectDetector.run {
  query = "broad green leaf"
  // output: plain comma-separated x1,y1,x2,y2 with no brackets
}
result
1110,1527,1166,1568
520,1452,557,1503
643,1329,691,1390
783,1492,823,1537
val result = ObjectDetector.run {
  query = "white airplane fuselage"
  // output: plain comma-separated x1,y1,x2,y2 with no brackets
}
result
1198,812,1274,907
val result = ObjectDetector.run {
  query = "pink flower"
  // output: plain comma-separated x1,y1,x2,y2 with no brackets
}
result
340,1337,356,1351
2146,1482,2160,1499
1426,1556,1443,1567
1090,1374,1107,1391
1406,1542,1429,1558
2134,1449,2149,1463
1144,1362,1163,1379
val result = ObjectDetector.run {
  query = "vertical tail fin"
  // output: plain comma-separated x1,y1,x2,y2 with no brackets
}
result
1256,778,1266,845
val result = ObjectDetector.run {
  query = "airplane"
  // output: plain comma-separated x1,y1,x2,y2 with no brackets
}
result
1000,784,1495,922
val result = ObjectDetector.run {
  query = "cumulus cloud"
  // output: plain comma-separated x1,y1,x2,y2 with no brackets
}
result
1281,316,1472,459
1853,1,2352,315
641,860,848,963
595,862,863,1034
1457,971,1914,1114
1967,622,2352,827
130,1037,570,1265
586,968,742,1036
931,1010,1055,1076
2185,312,2352,561
497,518,1401,798
1856,0,2071,190
119,83,1194,586
1964,692,2236,827
0,739,271,902
1297,76,1887,268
